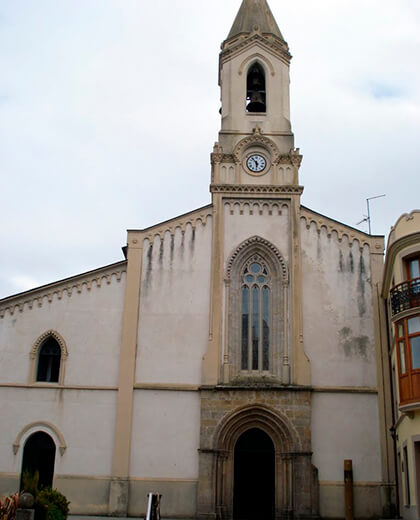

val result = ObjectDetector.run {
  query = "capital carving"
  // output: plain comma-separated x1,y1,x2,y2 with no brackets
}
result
275,148,303,167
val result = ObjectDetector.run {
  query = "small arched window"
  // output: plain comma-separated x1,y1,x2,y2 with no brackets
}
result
36,338,61,383
241,256,271,371
246,62,266,113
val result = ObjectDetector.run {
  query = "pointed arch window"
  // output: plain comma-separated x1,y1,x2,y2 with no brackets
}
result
241,256,271,371
30,331,68,385
37,338,61,383
225,236,289,383
246,62,266,113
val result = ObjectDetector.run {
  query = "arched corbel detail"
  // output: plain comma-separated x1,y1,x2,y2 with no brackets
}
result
233,130,280,165
13,421,67,456
238,53,275,77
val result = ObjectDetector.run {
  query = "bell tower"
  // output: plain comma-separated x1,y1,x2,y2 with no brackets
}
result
200,3,315,518
211,0,302,189
205,0,310,390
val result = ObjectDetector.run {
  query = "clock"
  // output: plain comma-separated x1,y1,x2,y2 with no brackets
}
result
246,154,267,173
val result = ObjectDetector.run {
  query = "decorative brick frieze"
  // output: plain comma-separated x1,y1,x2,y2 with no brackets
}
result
300,208,383,249
224,199,289,216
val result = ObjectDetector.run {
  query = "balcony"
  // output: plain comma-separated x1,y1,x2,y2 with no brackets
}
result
391,277,420,316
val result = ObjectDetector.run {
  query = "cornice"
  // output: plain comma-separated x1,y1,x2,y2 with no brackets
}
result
0,262,127,319
382,231,420,297
221,32,291,67
142,207,213,244
300,207,384,250
0,382,118,391
211,184,303,195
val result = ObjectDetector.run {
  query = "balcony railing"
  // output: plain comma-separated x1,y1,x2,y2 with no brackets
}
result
390,277,420,316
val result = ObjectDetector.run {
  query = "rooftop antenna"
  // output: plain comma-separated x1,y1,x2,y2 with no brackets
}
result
356,194,386,235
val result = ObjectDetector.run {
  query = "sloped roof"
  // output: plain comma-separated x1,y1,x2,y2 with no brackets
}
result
227,0,284,40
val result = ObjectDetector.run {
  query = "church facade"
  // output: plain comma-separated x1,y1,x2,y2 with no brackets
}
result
0,1,396,519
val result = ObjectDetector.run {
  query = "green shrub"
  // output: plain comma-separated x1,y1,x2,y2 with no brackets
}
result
45,504,64,520
21,471,40,498
36,489,70,520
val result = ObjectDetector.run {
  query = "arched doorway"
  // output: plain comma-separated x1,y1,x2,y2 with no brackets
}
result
20,431,56,491
233,428,275,520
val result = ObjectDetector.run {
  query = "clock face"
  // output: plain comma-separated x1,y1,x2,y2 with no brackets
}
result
246,154,267,173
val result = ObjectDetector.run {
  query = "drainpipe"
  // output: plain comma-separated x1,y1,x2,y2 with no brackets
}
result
386,299,401,518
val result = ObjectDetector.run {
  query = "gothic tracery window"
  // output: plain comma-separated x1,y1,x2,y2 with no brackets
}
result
226,236,288,382
241,256,271,372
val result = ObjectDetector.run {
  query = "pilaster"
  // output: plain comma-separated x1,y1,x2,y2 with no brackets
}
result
290,195,311,385
202,194,225,385
109,231,143,516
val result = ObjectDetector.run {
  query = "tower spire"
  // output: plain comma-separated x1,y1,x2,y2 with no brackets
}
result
227,0,284,41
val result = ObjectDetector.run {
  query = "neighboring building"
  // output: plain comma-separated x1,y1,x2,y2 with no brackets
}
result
0,1,396,519
382,210,420,520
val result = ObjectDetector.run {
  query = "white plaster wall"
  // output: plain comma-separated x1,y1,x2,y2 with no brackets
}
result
301,222,377,387
0,387,116,476
312,392,382,482
0,273,126,387
136,220,212,385
224,202,290,263
130,390,200,479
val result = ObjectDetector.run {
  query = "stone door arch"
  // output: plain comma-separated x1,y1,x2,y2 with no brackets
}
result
20,431,56,491
214,405,298,520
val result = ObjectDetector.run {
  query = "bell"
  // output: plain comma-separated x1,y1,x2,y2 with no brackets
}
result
247,91,266,113
251,75,263,89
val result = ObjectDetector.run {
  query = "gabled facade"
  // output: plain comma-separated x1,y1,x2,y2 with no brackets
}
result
0,1,396,519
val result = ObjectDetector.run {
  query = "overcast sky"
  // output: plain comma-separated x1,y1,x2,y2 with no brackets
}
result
1,0,419,299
